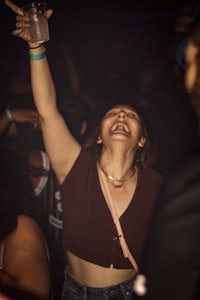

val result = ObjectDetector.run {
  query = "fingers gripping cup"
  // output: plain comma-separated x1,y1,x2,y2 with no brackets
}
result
22,2,50,43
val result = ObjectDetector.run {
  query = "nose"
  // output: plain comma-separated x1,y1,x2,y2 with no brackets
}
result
117,111,127,120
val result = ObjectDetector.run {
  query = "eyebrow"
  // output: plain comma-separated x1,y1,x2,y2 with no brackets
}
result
108,108,139,115
108,107,137,112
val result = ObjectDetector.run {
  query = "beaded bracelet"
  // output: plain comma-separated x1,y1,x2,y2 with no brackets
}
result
29,51,46,61
5,108,14,122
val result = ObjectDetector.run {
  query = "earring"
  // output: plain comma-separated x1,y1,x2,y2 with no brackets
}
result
97,137,102,144
138,137,146,147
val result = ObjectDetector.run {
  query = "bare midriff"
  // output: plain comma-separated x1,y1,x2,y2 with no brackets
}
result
66,250,136,287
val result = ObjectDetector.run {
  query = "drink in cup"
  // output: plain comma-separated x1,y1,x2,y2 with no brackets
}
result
22,2,50,43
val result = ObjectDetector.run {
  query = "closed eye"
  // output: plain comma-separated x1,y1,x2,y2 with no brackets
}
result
105,109,139,120
127,113,137,118
106,111,117,117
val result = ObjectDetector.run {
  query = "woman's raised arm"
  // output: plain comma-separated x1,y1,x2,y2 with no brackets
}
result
5,0,81,183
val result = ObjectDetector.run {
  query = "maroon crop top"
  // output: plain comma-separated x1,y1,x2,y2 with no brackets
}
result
60,147,163,269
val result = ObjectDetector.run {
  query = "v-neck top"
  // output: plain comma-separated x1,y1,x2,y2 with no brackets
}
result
60,147,163,269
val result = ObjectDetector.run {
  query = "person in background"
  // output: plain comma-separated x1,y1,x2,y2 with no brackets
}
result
132,14,200,300
5,1,163,299
0,70,41,146
0,95,48,223
0,147,51,300
0,107,39,137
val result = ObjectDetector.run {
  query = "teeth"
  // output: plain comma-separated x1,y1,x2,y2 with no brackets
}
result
111,123,129,133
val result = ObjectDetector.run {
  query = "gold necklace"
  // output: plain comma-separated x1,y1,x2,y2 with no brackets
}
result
98,164,135,188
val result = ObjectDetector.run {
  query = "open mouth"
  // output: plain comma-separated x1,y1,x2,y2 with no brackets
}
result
109,122,130,135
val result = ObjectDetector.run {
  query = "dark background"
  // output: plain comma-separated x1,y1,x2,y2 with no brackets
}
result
1,0,182,71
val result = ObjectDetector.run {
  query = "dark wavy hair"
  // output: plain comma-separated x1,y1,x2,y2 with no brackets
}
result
84,104,152,167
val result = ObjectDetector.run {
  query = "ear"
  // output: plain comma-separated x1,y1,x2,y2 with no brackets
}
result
97,134,102,144
138,137,146,148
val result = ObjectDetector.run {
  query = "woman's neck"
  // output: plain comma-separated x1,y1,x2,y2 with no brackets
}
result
99,148,135,180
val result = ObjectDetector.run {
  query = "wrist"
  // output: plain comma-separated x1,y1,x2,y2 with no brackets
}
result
29,44,46,61
29,44,44,50
28,41,44,48
29,48,46,60
29,44,46,54
5,108,14,123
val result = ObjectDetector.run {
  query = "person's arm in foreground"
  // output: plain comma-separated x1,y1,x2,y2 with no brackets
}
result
5,0,81,184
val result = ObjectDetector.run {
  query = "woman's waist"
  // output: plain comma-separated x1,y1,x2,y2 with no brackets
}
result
66,250,136,288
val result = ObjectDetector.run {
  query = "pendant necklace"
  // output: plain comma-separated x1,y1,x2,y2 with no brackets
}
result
98,164,135,188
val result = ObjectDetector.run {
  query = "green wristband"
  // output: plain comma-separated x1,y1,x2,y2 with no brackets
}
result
5,108,14,122
29,51,46,60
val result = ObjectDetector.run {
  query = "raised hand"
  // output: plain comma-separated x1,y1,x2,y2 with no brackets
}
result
5,0,31,42
4,0,53,45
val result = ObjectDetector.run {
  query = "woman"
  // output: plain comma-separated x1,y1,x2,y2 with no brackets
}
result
5,1,163,299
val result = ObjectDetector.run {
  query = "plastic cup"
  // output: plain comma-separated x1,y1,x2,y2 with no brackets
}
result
22,2,50,43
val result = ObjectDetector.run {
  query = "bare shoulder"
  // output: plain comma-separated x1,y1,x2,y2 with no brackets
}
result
17,214,42,231
2,216,51,299
5,215,50,264
13,214,45,241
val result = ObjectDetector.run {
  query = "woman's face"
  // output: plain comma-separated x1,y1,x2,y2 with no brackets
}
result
184,41,198,92
98,105,145,148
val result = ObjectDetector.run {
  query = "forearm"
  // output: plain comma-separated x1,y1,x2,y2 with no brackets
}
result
29,44,57,119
